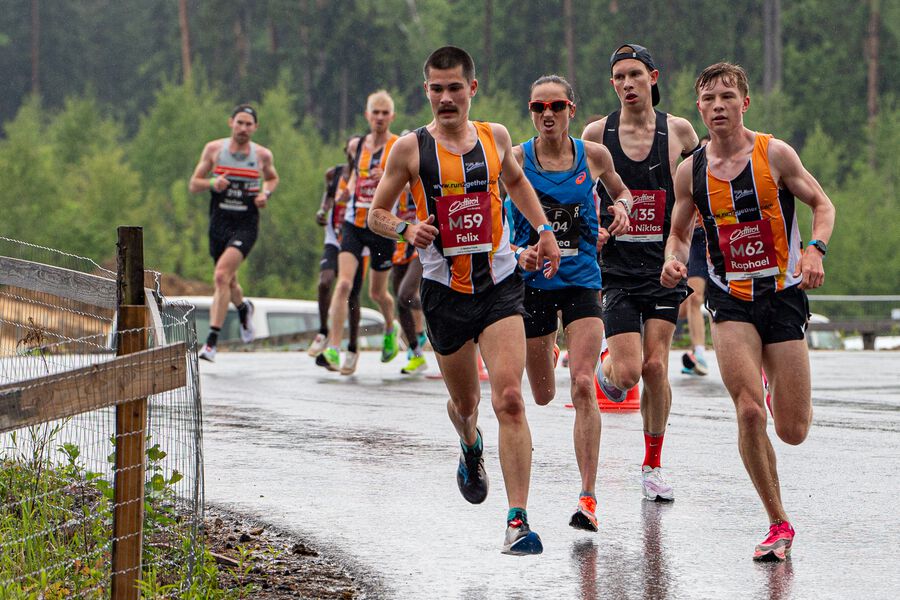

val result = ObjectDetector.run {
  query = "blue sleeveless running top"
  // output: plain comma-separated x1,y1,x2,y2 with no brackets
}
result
510,136,601,290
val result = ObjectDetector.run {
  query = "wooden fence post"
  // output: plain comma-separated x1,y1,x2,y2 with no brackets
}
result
111,227,148,599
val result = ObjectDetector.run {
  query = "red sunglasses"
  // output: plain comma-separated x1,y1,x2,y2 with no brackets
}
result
528,99,574,113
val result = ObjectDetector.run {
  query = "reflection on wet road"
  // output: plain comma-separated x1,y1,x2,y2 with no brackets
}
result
201,351,900,599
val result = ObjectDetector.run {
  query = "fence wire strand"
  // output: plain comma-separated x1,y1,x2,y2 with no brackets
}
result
0,236,203,597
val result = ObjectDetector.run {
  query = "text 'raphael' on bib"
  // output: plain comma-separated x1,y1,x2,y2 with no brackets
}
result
616,189,665,242
544,201,582,256
717,219,781,281
435,191,493,256
355,178,378,207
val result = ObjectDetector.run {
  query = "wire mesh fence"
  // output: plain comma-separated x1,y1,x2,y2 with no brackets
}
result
0,235,203,597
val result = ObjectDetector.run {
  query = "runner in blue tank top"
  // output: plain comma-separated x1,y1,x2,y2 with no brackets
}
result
509,75,632,533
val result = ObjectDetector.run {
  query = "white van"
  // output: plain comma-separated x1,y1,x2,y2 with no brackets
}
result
165,296,386,348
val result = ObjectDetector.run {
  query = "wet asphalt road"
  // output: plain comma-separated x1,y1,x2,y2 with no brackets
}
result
200,350,900,600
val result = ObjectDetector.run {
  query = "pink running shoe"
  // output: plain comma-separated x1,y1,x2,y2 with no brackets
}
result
753,521,794,561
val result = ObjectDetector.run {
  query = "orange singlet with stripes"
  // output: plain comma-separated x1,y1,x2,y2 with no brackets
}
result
410,122,515,294
692,133,802,301
344,134,399,228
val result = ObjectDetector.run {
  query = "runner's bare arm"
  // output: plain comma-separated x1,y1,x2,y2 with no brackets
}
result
189,141,226,193
511,144,525,167
256,147,279,208
580,117,609,144
769,138,836,290
584,141,631,236
493,123,560,278
670,116,700,159
661,158,694,288
341,138,361,203
368,136,437,248
317,167,337,226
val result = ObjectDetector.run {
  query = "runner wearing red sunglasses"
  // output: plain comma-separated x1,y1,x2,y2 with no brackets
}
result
509,74,631,533
582,44,700,503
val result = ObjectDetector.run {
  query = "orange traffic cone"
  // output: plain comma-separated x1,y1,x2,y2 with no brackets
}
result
595,375,640,412
476,353,490,381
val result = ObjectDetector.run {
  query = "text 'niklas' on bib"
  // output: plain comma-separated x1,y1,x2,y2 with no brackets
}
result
717,219,781,281
435,192,493,256
616,190,664,242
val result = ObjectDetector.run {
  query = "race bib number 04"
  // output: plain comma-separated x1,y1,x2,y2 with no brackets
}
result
544,201,581,256
617,189,665,242
717,219,781,281
435,192,493,256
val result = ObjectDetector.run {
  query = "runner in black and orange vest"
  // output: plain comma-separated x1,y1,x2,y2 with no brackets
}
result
320,91,400,375
307,134,367,368
390,185,429,375
582,44,700,502
367,46,560,556
662,62,835,561
189,104,279,362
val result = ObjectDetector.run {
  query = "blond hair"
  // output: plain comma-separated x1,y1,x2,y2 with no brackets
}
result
366,90,395,113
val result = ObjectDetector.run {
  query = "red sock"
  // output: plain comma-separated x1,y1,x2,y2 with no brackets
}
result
643,432,664,469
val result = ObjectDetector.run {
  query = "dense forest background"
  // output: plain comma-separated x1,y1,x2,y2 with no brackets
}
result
1,0,898,303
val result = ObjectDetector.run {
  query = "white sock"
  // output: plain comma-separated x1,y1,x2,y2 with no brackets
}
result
694,345,705,359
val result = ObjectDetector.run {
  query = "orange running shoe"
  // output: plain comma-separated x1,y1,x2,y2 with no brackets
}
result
569,495,598,532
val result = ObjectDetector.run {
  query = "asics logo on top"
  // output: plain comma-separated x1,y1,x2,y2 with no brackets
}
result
465,161,485,174
733,189,755,201
576,171,587,185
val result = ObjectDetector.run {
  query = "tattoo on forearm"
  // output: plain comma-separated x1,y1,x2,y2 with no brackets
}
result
373,211,396,235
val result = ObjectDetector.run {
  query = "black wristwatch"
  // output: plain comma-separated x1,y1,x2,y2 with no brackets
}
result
395,221,409,240
807,239,827,257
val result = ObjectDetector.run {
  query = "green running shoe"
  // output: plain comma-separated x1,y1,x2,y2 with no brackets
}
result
400,354,427,375
381,329,399,363
321,347,340,372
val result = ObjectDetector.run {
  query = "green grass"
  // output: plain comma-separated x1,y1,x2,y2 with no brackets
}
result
0,424,249,599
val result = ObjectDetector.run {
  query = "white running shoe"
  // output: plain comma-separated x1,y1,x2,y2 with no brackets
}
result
340,351,359,376
199,344,217,363
239,300,255,343
641,466,674,502
307,333,328,357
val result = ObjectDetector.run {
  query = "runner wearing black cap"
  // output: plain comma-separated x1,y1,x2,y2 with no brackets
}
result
582,44,699,501
189,104,279,362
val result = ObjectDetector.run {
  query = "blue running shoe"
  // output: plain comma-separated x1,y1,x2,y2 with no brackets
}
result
456,427,488,504
502,517,544,555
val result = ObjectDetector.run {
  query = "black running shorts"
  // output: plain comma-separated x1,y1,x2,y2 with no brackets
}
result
523,286,602,338
320,243,365,295
600,286,685,337
209,219,258,262
340,222,395,272
687,227,708,279
320,243,339,273
706,283,809,344
420,273,526,355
